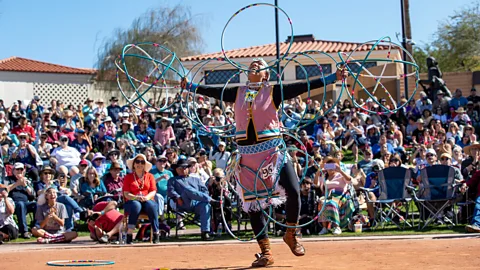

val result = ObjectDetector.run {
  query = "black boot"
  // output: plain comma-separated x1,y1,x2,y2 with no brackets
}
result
126,234,133,244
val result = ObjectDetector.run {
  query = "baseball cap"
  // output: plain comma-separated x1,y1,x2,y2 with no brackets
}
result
313,142,320,147
219,141,226,146
426,148,437,156
187,157,197,164
14,162,25,169
79,160,89,166
157,155,167,161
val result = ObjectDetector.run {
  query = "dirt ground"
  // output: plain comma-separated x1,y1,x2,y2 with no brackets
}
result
2,238,480,270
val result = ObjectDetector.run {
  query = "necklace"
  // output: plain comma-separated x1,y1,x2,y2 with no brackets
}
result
133,172,145,190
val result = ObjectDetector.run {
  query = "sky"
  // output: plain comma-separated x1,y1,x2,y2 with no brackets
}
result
0,0,475,68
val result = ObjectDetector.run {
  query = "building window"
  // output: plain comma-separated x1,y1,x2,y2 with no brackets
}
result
269,66,285,82
205,69,240,85
347,62,377,74
295,64,332,80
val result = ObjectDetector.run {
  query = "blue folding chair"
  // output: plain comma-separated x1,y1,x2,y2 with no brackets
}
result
361,167,413,229
409,165,460,229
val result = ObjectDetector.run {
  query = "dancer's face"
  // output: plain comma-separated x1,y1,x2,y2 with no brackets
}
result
248,61,268,83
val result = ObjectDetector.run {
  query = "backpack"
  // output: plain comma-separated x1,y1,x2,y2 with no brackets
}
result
135,224,152,242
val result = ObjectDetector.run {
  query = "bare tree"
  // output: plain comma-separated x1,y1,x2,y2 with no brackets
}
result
96,4,205,85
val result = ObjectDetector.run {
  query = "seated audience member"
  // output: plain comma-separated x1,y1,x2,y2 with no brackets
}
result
91,153,108,177
299,177,316,235
5,163,36,239
364,160,385,220
168,159,219,241
0,184,18,243
188,157,210,184
150,155,173,200
102,162,124,196
32,188,78,243
122,154,160,244
357,148,375,175
50,135,81,170
317,157,354,235
196,149,213,177
70,160,89,197
80,167,107,208
11,132,41,182
87,201,124,243
208,168,235,232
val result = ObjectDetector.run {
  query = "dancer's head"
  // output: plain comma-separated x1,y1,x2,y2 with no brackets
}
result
248,58,270,83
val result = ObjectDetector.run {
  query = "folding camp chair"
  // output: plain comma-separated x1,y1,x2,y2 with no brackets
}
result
409,165,460,229
167,199,202,238
360,167,413,230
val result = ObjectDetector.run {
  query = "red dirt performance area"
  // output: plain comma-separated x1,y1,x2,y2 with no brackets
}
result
2,238,480,270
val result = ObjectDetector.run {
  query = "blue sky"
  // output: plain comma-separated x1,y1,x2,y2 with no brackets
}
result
0,0,474,68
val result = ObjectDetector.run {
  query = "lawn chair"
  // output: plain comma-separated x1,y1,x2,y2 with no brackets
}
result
167,198,202,238
360,166,413,230
409,165,460,229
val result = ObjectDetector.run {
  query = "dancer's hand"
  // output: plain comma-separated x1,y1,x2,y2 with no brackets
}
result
336,65,348,81
180,78,188,89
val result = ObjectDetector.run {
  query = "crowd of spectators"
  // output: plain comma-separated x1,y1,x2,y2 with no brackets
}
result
0,84,479,244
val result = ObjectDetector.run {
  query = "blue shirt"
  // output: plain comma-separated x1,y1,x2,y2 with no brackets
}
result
449,97,468,109
372,143,395,155
70,139,90,153
150,167,174,199
80,181,107,196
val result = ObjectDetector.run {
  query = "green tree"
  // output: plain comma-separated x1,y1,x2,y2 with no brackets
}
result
417,1,480,72
96,4,204,83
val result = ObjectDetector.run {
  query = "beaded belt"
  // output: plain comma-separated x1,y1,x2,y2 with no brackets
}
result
236,138,283,155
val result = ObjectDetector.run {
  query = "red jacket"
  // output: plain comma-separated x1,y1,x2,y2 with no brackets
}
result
466,170,480,198
11,125,36,142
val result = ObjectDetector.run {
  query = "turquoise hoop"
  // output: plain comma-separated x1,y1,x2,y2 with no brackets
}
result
46,260,115,267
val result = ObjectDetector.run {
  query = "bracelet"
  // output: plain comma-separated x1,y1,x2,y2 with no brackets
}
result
100,211,105,215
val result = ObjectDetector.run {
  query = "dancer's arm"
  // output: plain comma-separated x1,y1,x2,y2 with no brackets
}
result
272,67,347,106
184,82,238,103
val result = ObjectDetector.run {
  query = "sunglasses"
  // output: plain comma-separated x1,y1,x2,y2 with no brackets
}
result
441,157,451,161
19,137,27,140
426,154,435,158
61,138,68,142
59,174,66,178
15,168,24,171
134,159,146,165
158,159,167,163
314,158,322,162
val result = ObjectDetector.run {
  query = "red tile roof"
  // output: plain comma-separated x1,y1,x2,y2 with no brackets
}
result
182,39,391,61
0,56,96,75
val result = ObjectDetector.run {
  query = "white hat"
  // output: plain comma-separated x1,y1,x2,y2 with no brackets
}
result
126,154,152,172
219,141,226,146
14,162,25,169
102,116,112,123
426,148,437,156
